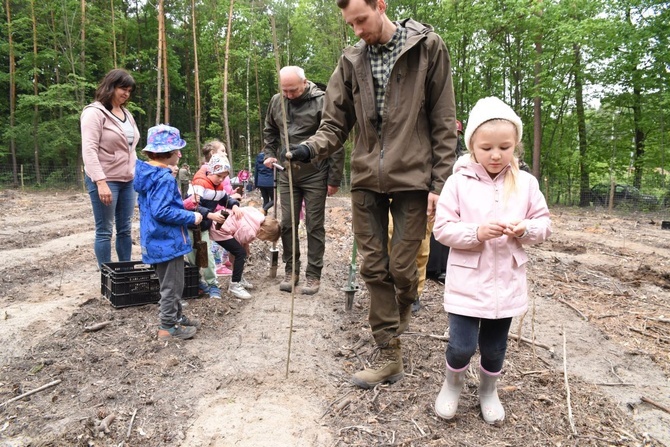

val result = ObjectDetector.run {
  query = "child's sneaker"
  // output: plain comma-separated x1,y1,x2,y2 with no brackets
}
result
216,265,233,277
157,324,196,340
177,315,201,328
228,282,252,300
239,276,254,290
198,281,210,297
209,284,222,299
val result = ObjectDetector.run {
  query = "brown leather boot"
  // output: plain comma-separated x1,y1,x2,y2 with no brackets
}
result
351,338,404,389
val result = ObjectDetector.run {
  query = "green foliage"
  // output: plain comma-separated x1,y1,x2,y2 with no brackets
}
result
0,0,668,198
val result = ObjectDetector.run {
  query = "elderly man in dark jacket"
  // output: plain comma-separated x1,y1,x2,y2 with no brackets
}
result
287,0,457,388
263,66,344,295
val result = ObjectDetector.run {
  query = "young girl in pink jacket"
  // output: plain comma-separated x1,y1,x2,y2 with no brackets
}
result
433,97,551,424
209,207,281,299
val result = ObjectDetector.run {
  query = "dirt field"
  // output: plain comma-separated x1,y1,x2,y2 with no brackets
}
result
0,189,669,447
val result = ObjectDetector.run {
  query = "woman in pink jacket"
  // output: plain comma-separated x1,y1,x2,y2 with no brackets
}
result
209,207,280,300
81,69,140,268
433,97,551,424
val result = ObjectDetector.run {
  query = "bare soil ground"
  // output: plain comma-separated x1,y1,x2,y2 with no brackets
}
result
0,189,669,447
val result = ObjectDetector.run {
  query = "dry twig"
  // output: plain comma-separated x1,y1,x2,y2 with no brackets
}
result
556,297,589,321
84,321,111,332
0,379,62,407
562,327,577,435
508,333,553,352
640,396,670,414
126,408,137,438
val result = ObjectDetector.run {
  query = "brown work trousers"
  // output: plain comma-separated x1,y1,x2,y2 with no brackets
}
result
352,189,428,346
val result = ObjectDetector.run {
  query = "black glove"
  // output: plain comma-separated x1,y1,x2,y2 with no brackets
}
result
286,144,312,163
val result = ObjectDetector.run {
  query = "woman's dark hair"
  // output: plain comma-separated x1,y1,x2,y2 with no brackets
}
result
94,69,136,110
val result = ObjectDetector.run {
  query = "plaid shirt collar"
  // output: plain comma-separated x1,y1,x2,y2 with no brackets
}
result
368,24,407,133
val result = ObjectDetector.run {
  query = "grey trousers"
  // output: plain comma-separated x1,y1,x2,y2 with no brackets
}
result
155,256,184,327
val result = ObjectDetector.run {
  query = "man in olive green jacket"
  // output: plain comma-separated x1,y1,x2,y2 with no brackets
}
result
287,0,457,388
263,66,344,295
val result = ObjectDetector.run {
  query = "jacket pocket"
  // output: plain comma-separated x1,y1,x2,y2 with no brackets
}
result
512,250,528,268
449,250,480,269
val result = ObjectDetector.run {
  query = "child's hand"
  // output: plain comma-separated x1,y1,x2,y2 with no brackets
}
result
209,212,226,224
477,222,507,241
503,220,527,238
194,212,203,225
231,205,244,218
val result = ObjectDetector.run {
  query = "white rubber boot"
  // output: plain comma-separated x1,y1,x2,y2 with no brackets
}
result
479,365,505,424
434,363,468,419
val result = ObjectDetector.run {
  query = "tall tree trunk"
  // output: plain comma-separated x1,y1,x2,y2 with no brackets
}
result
6,0,18,186
254,56,263,146
532,41,542,179
110,0,117,67
77,0,86,185
245,55,252,171
222,0,235,165
191,0,202,159
30,0,42,184
632,82,645,189
574,43,589,207
162,7,169,124
155,0,164,125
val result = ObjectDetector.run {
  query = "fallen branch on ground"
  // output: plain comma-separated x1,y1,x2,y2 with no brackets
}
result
641,396,670,414
0,379,62,407
562,327,577,435
84,321,111,332
508,333,553,352
95,413,116,436
556,297,589,321
126,408,137,438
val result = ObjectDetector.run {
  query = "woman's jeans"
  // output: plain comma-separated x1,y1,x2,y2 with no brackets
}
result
446,313,512,373
85,175,136,268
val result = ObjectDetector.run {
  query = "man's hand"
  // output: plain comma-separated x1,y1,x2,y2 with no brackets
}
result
327,185,339,197
426,192,440,223
286,144,312,163
264,156,278,168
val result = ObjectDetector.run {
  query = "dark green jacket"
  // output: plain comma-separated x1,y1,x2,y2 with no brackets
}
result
304,19,457,195
263,81,344,187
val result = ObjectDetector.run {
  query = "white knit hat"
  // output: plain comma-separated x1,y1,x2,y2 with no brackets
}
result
463,96,523,151
208,154,231,175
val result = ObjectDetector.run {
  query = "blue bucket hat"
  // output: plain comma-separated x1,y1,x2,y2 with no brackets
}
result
143,124,187,153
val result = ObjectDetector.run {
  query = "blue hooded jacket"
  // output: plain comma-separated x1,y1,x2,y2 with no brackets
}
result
134,160,196,264
254,152,274,188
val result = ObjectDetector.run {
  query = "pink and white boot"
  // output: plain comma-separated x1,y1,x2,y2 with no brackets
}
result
435,363,468,420
479,365,505,424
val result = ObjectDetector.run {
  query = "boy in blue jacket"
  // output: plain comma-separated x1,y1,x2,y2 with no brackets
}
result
134,124,203,340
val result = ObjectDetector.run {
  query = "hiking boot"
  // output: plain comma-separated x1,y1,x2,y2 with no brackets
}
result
177,315,201,328
208,284,222,299
279,273,299,292
351,338,404,389
397,300,413,334
157,324,196,341
301,277,320,295
239,276,254,290
228,281,252,300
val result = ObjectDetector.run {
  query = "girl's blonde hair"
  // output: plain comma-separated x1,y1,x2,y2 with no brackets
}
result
202,139,226,162
257,216,281,242
469,119,524,202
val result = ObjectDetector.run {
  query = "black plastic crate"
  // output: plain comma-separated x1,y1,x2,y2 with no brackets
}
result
101,261,200,308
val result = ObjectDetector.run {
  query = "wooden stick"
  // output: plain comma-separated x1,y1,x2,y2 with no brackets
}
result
84,321,111,332
562,328,577,435
270,16,298,380
96,413,116,434
508,333,553,352
556,297,589,321
641,396,670,414
126,408,138,438
0,379,62,407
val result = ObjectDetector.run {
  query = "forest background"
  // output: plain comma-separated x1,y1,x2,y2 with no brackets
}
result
0,0,669,208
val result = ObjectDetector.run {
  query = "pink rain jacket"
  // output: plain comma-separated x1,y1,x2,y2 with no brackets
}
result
209,207,265,244
433,155,551,319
